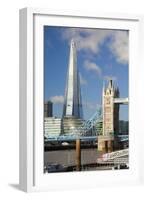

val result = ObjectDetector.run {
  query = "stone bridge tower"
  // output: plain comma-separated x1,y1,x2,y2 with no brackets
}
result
98,79,119,153
103,79,119,136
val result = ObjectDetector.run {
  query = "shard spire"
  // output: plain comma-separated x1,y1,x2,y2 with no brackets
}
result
63,39,83,118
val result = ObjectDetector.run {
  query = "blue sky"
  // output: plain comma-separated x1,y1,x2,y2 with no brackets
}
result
44,26,128,120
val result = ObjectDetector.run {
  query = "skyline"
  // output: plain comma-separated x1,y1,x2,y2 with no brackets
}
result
44,26,129,120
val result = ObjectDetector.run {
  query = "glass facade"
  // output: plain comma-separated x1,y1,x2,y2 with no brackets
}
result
63,39,83,119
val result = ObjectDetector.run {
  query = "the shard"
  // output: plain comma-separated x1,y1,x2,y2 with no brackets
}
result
63,39,83,118
62,39,83,134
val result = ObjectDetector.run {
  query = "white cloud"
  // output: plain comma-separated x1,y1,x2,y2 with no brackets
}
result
79,73,87,85
61,28,128,65
84,60,102,76
50,95,64,104
108,31,129,64
62,28,112,54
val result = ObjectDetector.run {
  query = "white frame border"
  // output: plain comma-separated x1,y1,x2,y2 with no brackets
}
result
19,8,144,192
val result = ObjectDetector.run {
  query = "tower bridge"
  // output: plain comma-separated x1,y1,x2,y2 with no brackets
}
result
45,39,129,154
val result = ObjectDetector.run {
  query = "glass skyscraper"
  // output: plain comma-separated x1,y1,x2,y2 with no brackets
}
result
63,39,83,118
62,39,83,134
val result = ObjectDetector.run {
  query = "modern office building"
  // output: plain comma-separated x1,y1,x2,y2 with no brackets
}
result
44,101,53,117
44,117,62,138
119,120,129,135
62,39,83,135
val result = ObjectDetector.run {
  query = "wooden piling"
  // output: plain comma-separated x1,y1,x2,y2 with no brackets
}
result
76,139,81,171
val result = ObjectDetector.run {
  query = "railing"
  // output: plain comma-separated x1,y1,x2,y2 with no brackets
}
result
97,149,129,163
45,134,128,142
44,135,98,142
97,157,128,164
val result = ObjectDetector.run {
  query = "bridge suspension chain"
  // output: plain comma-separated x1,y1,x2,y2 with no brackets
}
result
70,107,102,137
